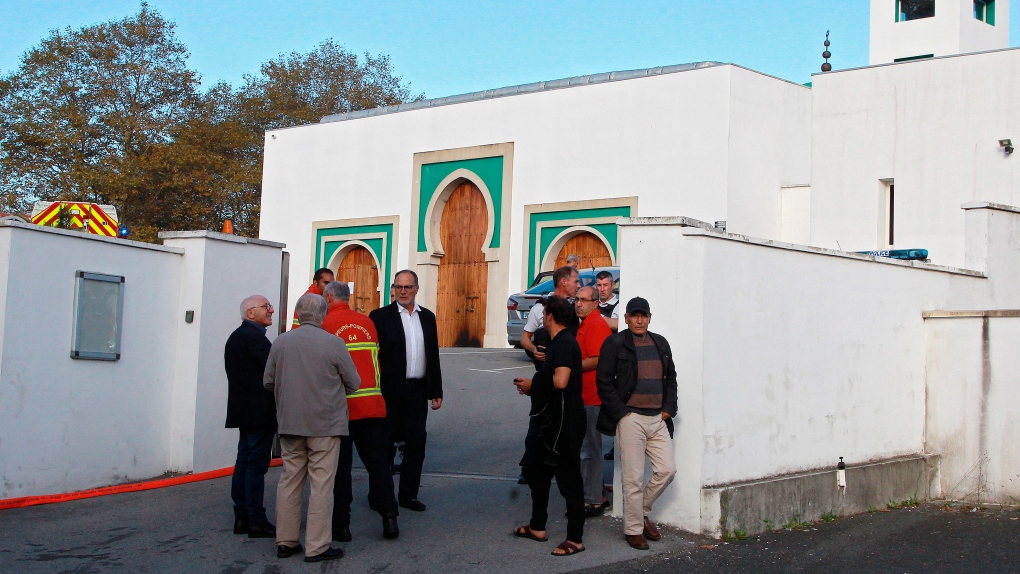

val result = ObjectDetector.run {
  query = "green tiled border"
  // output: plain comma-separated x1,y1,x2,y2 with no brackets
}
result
418,156,504,252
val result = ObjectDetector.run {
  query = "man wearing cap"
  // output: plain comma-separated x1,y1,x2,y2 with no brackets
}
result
595,297,677,551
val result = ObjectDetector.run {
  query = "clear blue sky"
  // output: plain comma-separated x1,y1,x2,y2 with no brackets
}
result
2,1,1018,98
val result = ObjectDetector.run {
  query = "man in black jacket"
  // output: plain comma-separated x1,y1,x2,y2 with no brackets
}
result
369,270,443,512
224,295,278,538
596,297,677,551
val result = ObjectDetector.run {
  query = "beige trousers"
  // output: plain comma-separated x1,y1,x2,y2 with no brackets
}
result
275,435,341,557
616,413,676,535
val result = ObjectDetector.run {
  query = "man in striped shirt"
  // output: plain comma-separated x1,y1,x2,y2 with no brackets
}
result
595,297,678,550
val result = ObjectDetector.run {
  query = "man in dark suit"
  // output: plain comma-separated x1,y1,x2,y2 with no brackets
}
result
225,294,278,538
369,270,443,512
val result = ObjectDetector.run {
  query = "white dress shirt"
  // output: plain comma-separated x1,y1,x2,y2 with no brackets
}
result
399,303,427,379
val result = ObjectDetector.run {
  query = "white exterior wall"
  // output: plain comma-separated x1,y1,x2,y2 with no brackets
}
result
260,65,811,328
0,225,285,499
810,48,1020,267
726,69,813,240
870,0,1009,64
0,225,183,498
925,314,1020,505
615,202,1020,533
161,232,284,473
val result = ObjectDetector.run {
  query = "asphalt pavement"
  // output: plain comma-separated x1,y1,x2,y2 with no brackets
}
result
0,349,1017,573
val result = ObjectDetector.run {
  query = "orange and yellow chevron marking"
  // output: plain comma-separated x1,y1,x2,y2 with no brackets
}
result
31,202,118,236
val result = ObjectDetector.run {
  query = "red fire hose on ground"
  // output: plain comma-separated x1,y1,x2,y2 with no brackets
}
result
0,458,282,511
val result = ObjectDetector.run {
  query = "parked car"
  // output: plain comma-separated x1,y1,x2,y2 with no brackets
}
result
529,269,555,288
507,267,620,348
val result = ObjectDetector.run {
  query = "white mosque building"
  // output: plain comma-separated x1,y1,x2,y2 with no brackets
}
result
261,0,1017,349
258,0,1020,535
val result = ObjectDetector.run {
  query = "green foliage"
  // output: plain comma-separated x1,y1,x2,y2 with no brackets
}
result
821,512,837,522
0,6,421,240
783,517,812,530
0,3,199,231
887,496,921,510
720,528,748,542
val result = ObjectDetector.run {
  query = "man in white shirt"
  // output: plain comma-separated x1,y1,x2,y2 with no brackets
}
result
369,270,443,513
595,271,619,332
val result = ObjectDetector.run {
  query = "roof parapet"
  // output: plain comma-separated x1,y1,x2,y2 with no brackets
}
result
319,61,723,125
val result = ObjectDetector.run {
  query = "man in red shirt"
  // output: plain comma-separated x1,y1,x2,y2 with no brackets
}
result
292,268,335,329
574,286,613,516
321,281,399,541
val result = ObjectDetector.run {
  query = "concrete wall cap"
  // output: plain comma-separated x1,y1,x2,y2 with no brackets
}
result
617,216,715,229
922,309,1020,318
960,201,1020,214
157,230,286,249
0,219,184,254
624,221,983,279
811,45,1020,77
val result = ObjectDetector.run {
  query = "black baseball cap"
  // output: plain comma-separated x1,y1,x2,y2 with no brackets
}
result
625,297,651,315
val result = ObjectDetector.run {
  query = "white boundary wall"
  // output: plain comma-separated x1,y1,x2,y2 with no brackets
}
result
614,202,1020,534
0,224,284,499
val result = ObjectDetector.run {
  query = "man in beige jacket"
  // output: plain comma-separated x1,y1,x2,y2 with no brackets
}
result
264,293,361,563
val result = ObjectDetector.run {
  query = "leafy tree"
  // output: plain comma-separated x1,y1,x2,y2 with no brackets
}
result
238,39,422,131
0,3,200,237
0,8,422,241
219,40,423,237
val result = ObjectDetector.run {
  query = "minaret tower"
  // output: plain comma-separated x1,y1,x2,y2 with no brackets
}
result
869,0,1009,64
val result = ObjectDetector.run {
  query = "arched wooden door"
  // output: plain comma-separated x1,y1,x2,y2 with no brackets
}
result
436,181,488,347
554,232,613,269
334,246,379,315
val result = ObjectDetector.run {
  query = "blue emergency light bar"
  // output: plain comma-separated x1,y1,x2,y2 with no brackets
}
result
855,248,928,261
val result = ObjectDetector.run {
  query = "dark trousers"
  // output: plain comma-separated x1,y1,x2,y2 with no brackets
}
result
527,414,586,544
230,426,275,522
519,416,542,469
333,417,398,527
385,379,429,502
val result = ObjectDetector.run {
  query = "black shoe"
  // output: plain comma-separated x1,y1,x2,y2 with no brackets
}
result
382,514,399,539
304,547,344,563
247,521,276,538
233,519,248,535
604,447,615,461
399,498,426,512
277,544,302,558
517,472,528,485
332,525,352,542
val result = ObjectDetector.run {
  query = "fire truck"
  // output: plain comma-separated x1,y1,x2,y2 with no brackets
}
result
30,201,120,237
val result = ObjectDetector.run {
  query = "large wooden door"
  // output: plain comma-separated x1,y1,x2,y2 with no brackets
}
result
334,246,379,315
555,232,613,269
436,181,488,347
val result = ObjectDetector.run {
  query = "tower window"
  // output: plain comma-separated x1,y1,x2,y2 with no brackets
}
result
896,0,935,22
974,0,996,25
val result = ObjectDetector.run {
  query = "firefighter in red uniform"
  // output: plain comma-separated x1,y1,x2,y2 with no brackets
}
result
291,268,335,329
321,280,400,541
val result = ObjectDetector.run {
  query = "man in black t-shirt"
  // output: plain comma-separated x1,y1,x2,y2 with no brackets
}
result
512,296,586,557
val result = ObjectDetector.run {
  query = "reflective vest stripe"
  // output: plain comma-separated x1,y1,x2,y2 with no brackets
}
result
345,341,382,396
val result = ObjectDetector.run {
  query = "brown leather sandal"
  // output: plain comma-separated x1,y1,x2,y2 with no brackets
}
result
552,540,585,556
513,525,548,542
